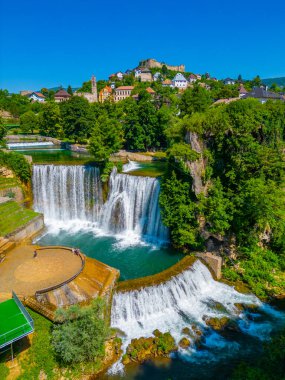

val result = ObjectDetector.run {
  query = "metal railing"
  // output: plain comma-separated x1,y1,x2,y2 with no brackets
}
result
34,247,85,297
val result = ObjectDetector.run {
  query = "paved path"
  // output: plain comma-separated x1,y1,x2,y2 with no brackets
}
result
0,245,82,298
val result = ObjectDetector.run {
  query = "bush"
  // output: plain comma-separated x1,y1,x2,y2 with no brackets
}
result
0,150,31,183
52,299,110,364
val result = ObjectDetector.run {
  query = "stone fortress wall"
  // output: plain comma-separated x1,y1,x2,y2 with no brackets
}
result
139,58,185,72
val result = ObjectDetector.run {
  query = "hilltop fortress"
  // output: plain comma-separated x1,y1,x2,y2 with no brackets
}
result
139,58,185,72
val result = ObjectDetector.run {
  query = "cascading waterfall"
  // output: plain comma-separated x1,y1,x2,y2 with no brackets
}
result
33,165,168,243
33,165,103,223
111,260,264,347
100,169,168,243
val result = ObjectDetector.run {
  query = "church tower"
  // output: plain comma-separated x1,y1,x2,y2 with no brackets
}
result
91,74,98,102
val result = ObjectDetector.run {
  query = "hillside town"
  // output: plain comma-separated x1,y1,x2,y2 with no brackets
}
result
17,58,285,106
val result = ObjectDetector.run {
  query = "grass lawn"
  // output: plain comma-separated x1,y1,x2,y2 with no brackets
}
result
0,201,39,236
0,176,19,192
0,309,105,380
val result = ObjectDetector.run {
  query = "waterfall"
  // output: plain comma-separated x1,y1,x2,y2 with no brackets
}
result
100,169,168,243
33,165,168,243
33,165,103,223
122,160,141,173
111,260,261,345
8,141,54,149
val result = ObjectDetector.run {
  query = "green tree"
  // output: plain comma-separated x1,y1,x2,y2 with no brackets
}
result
19,111,38,133
89,113,123,161
180,85,212,116
0,116,7,144
60,96,93,142
160,168,201,249
38,102,62,137
67,85,73,96
78,80,92,93
52,299,110,364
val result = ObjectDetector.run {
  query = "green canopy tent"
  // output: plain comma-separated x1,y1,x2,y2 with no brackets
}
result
0,291,34,360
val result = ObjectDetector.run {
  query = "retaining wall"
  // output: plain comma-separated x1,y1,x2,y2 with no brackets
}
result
6,214,44,242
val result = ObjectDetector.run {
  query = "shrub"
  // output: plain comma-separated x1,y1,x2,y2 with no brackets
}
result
52,299,110,364
0,150,31,183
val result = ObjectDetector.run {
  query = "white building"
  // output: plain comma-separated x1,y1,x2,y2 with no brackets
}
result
172,73,188,89
224,78,236,85
188,74,197,84
26,92,45,102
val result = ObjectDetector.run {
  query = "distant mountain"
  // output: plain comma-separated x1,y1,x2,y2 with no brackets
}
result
262,77,285,87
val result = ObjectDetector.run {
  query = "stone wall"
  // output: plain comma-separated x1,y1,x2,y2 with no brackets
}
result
6,135,61,145
0,186,24,203
139,58,185,72
6,215,44,242
196,252,222,279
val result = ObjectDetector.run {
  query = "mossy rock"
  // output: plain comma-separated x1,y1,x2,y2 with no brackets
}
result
182,327,191,335
204,316,231,330
211,302,228,313
153,329,162,337
234,303,258,313
191,324,203,336
124,332,178,364
179,338,191,349
122,353,131,365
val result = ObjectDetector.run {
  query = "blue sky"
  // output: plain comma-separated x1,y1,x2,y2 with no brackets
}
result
0,0,284,92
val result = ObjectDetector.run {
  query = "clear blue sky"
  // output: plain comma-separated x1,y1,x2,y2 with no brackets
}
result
0,0,284,93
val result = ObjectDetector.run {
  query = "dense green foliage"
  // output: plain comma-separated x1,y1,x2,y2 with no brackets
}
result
17,309,57,380
160,98,285,297
231,328,285,379
19,110,38,133
52,299,110,364
0,116,7,144
0,150,31,182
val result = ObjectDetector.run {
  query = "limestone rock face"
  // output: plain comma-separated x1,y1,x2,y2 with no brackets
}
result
0,166,14,178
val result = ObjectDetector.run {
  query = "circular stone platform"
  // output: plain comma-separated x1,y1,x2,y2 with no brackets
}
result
0,245,83,298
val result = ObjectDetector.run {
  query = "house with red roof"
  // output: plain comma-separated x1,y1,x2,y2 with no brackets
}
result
26,92,45,102
54,89,71,102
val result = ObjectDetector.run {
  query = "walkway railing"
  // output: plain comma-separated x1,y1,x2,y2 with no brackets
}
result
34,246,85,298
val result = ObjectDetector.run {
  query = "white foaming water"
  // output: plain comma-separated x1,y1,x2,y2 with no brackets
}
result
111,261,262,350
33,165,103,223
8,141,54,149
100,169,168,243
122,160,141,173
33,165,168,244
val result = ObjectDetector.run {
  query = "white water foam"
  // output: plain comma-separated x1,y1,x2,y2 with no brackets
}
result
33,165,168,246
8,141,54,149
122,160,142,173
111,261,262,346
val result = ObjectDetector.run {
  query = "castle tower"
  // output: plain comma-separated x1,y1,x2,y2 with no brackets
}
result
91,74,98,102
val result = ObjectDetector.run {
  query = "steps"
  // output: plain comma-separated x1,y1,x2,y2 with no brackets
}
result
24,296,55,321
0,237,15,256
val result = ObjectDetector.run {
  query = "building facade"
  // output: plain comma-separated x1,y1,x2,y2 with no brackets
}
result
172,73,188,89
99,86,112,102
114,86,134,102
26,92,45,102
54,89,71,102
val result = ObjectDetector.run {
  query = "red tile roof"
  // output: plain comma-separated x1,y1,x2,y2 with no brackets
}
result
116,86,134,90
54,89,71,98
34,92,45,98
146,87,155,94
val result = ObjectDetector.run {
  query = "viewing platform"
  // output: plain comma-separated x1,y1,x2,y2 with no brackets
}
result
0,245,119,320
